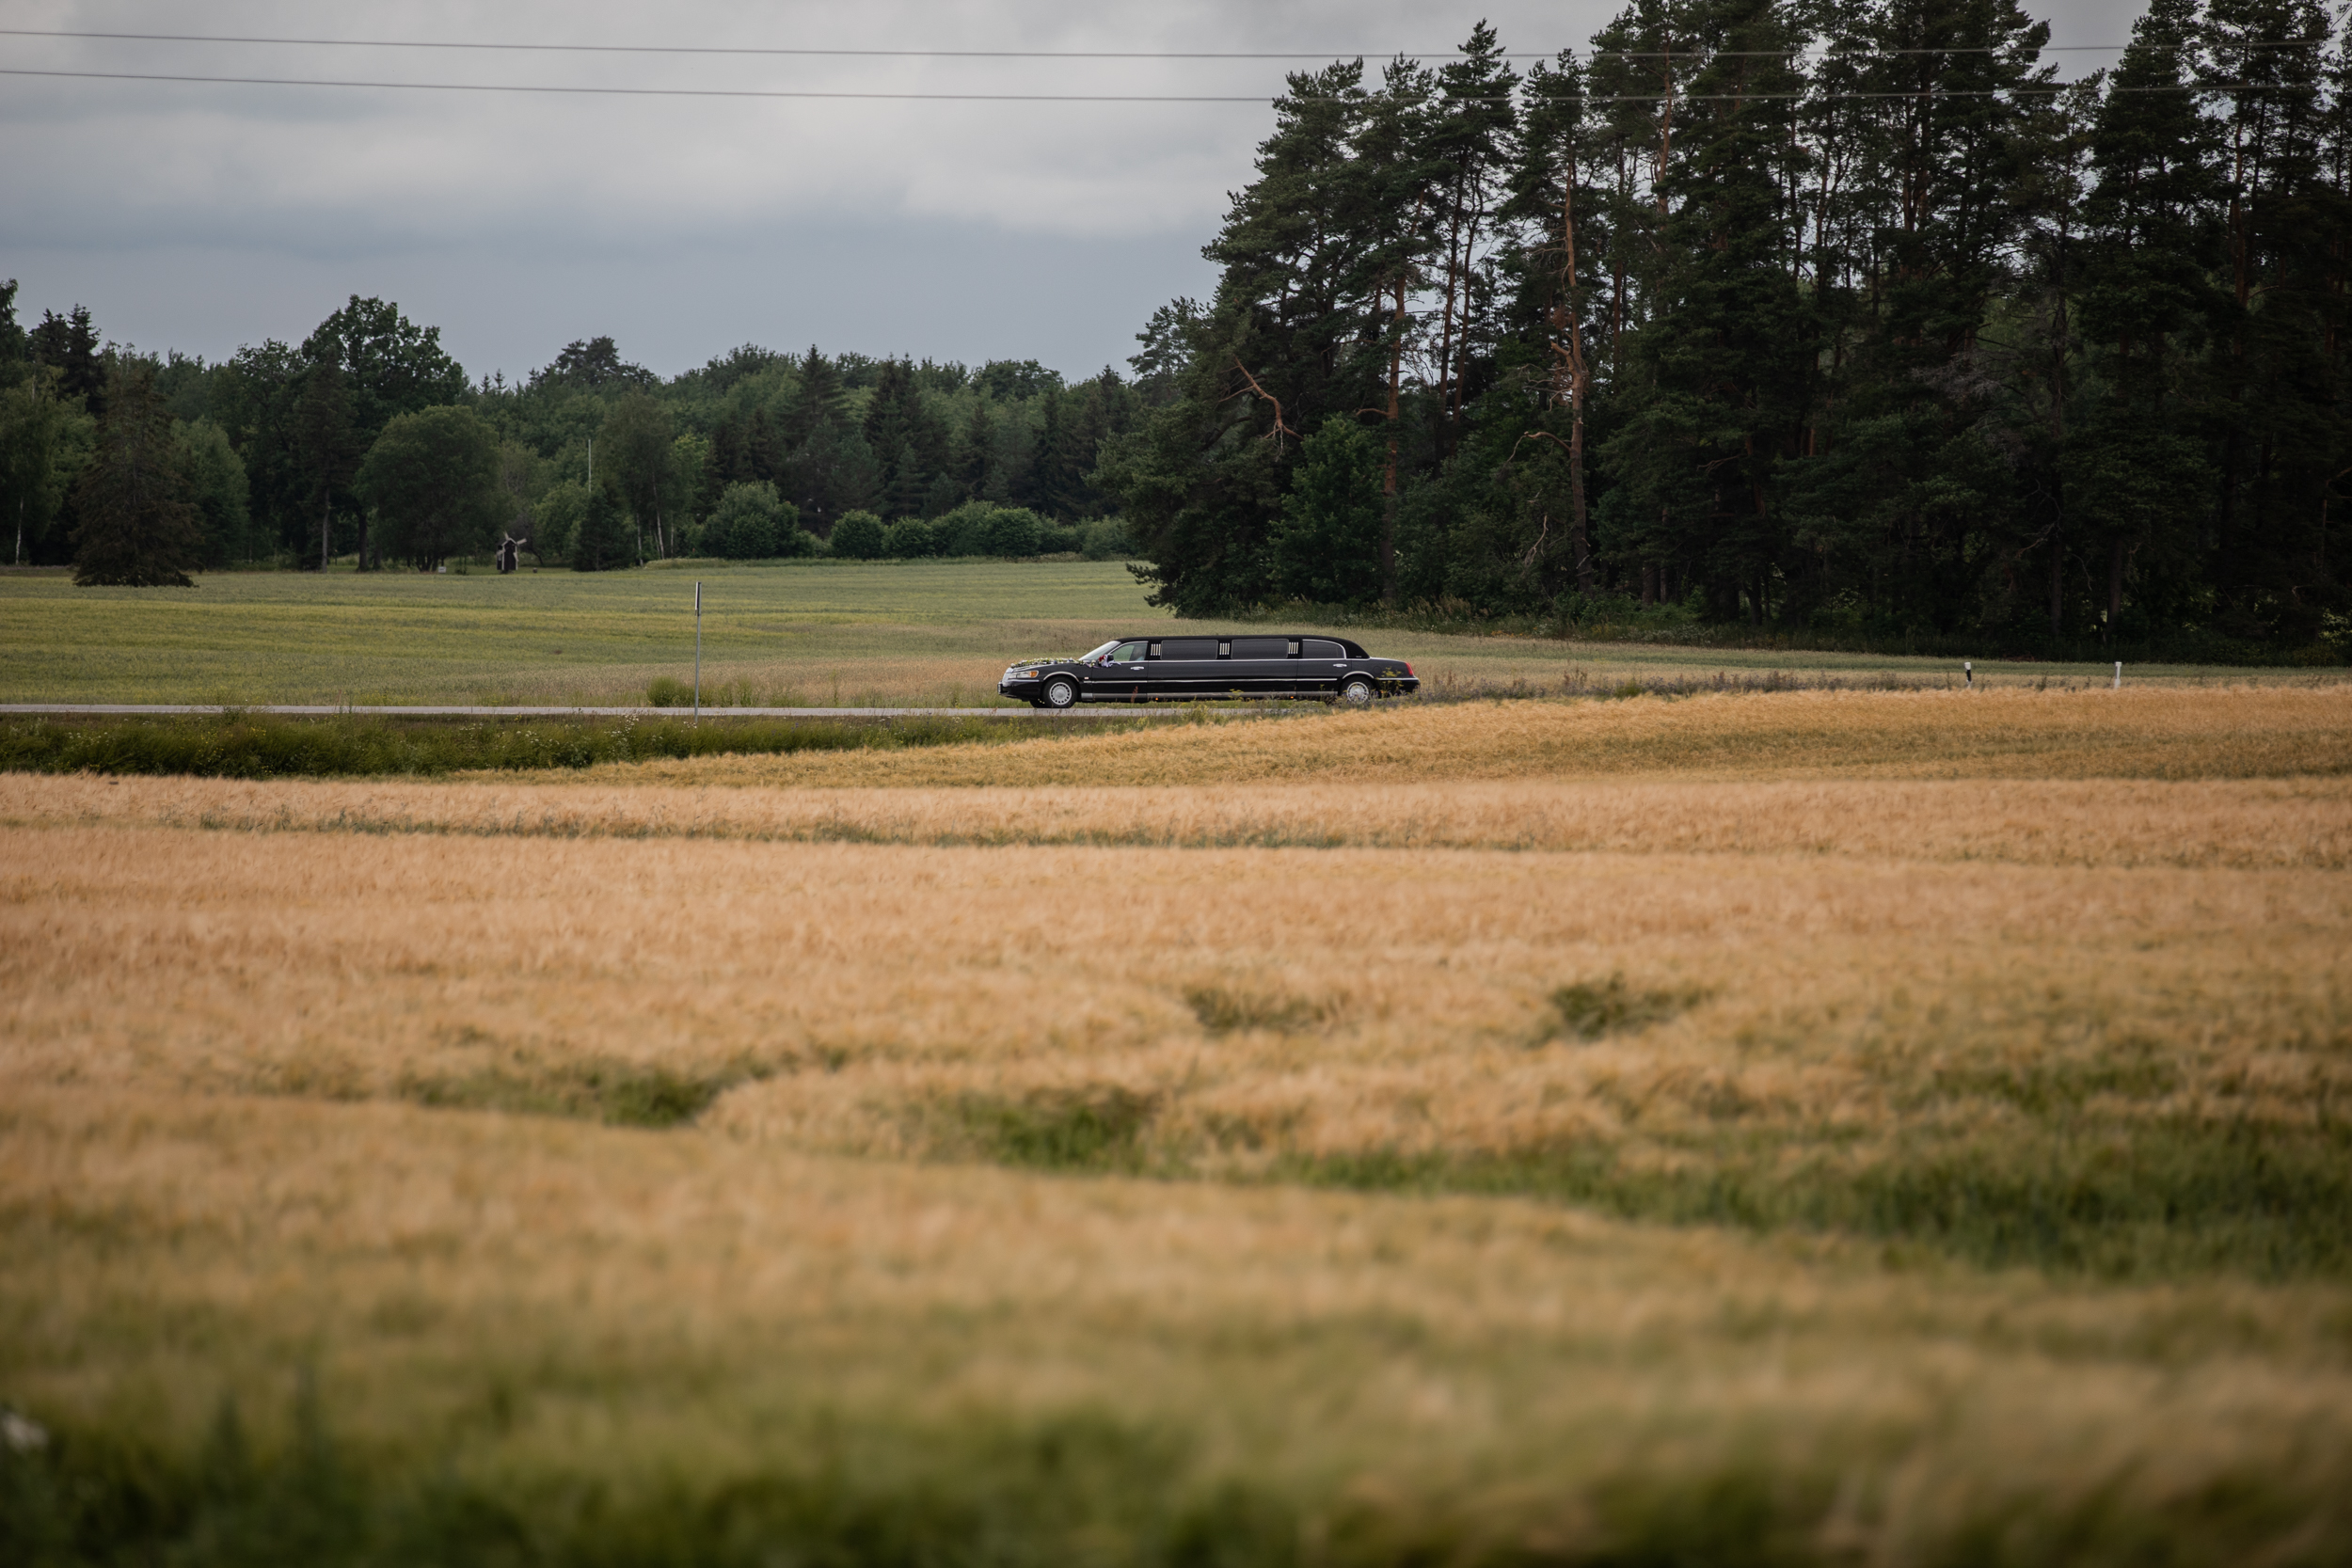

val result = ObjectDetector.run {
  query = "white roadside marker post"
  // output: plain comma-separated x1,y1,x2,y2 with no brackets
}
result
694,582,703,721
2114,660,2122,690
1964,660,1973,688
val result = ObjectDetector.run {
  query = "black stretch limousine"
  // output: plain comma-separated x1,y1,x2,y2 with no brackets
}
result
999,635,1419,707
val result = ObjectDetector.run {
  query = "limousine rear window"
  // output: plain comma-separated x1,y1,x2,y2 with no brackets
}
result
1301,639,1346,658
1230,637,1288,659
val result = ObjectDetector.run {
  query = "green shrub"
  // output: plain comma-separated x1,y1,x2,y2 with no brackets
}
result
775,516,821,558
1038,522,1084,554
1080,517,1133,560
829,510,886,560
645,676,692,707
978,506,1042,558
703,481,789,559
934,500,996,556
883,516,939,558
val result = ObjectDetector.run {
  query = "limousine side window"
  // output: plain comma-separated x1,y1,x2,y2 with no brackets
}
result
1107,641,1146,663
1230,636,1289,659
1301,638,1346,658
1161,638,1220,659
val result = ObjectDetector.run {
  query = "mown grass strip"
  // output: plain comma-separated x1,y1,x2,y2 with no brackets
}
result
0,712,1146,779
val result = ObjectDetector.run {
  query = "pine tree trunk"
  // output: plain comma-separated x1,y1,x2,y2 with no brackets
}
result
1561,166,1594,598
2106,536,2126,645
1568,409,1591,597
1435,204,1464,461
2049,515,2063,640
1382,266,1406,604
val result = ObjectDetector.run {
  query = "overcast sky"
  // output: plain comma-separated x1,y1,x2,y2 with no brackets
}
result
3,0,2151,385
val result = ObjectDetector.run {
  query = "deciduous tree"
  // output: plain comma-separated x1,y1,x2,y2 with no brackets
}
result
596,392,676,558
0,371,94,566
355,405,503,570
293,361,359,569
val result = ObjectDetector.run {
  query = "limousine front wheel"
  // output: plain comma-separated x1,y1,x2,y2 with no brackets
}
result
1040,675,1079,709
1340,676,1376,706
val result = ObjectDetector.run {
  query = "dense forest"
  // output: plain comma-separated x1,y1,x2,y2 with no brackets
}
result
0,291,1139,580
1104,0,2352,660
7,0,2352,659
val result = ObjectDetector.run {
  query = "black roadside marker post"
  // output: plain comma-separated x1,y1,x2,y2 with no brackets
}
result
1964,660,1973,688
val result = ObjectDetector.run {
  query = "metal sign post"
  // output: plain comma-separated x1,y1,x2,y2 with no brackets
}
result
693,582,702,721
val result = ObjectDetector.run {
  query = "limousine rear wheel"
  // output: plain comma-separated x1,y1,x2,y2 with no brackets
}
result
1339,675,1376,706
1040,675,1079,709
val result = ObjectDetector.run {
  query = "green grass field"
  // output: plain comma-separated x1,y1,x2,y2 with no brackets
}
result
0,561,2300,707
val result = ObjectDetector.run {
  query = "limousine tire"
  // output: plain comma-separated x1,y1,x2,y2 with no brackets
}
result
1340,675,1376,706
1040,675,1079,709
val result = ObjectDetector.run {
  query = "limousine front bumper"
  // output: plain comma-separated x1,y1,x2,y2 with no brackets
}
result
997,665,1060,701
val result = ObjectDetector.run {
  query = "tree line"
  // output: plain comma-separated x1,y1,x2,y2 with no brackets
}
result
0,290,1139,582
15,0,2352,660
1096,0,2352,661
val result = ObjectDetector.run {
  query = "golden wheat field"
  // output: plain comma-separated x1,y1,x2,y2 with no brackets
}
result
5,685,2352,1562
580,681,2352,787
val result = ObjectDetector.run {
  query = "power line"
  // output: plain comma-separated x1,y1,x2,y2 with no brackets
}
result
0,24,2279,61
1588,40,2329,56
0,64,2305,104
0,67,1272,101
0,27,1570,60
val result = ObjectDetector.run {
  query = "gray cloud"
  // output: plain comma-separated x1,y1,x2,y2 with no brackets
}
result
4,0,2147,381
